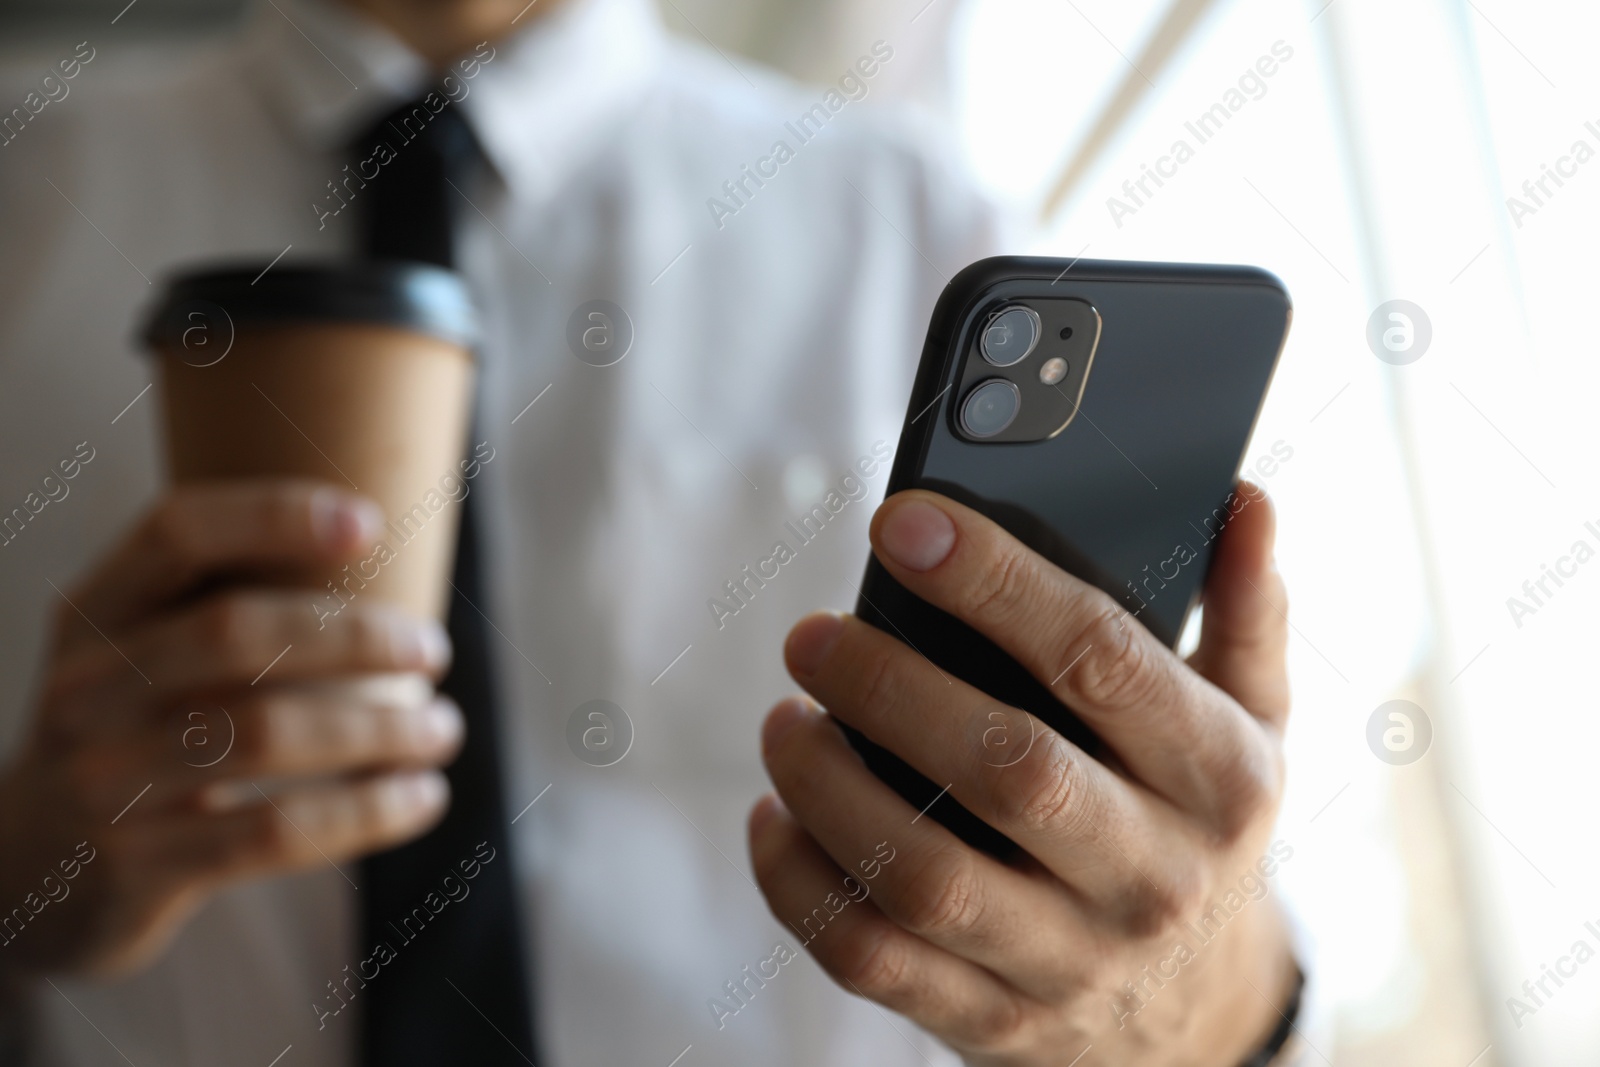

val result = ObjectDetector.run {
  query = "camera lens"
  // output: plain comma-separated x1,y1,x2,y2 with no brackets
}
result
981,305,1041,366
960,379,1021,438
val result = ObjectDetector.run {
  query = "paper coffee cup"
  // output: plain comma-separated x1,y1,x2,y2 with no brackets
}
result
141,262,479,622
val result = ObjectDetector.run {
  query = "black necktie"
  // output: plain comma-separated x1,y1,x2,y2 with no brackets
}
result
352,94,540,1067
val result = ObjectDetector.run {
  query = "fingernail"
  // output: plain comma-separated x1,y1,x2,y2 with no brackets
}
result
785,612,844,679
762,698,811,756
312,490,384,548
426,698,464,746
877,498,956,572
395,617,452,670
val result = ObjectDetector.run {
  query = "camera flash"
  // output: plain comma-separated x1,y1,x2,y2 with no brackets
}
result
1039,357,1068,385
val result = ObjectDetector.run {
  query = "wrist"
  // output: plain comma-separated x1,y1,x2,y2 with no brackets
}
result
1162,897,1299,1067
1206,902,1301,1067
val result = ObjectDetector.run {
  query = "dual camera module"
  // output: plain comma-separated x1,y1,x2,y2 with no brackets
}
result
955,298,1101,444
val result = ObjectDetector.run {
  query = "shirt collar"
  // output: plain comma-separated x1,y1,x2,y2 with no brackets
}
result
241,0,665,200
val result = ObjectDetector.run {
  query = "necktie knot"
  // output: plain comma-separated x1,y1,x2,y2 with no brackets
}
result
351,91,482,267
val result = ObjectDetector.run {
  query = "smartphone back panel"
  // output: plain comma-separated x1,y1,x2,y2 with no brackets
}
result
848,256,1290,855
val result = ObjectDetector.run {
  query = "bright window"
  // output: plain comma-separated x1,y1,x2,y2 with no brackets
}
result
950,0,1600,1061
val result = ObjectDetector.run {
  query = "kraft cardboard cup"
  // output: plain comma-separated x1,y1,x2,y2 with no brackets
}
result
141,262,480,622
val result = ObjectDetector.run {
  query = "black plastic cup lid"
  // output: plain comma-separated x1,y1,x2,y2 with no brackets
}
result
139,260,480,356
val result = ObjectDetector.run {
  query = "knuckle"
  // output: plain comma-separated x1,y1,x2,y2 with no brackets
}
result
247,802,301,860
228,705,270,766
760,713,808,788
142,495,209,593
1212,740,1282,838
362,701,412,757
314,698,367,754
195,596,267,662
991,732,1082,836
233,696,297,767
850,642,902,720
359,778,406,837
963,543,1032,625
326,691,437,765
1125,864,1206,938
900,847,986,942
1211,610,1285,670
839,926,915,1003
1067,603,1157,713
343,610,399,665
957,993,1032,1054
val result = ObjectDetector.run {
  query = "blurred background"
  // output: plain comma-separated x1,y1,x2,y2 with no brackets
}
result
5,0,1597,1062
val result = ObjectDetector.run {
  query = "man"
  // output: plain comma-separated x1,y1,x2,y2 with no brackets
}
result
0,0,1302,1062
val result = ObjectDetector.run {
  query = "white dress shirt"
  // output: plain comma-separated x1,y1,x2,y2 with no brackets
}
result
0,0,998,1063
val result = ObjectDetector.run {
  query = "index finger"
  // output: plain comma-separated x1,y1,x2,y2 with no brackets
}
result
68,480,384,632
866,489,1278,825
1186,484,1291,727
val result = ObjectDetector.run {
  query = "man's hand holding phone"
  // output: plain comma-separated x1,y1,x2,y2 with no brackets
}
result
750,487,1298,1066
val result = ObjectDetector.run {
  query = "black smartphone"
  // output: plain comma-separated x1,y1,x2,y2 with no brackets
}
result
846,255,1291,856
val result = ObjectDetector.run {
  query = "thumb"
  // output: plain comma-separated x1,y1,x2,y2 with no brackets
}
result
1188,482,1291,727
